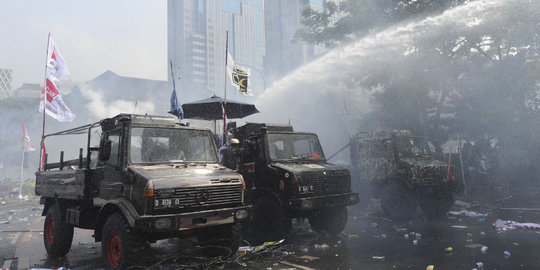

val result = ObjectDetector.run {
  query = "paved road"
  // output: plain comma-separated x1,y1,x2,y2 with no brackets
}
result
2,189,540,269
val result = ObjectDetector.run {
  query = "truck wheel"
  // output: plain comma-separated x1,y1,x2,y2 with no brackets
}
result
43,203,74,258
381,184,417,220
198,223,241,257
249,196,290,244
419,193,455,219
308,206,348,236
101,213,144,270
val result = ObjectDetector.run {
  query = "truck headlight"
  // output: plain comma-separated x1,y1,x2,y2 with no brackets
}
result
300,199,313,210
154,218,172,229
235,209,249,220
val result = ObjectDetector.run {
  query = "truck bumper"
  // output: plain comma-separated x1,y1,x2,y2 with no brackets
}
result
133,205,251,233
288,192,359,211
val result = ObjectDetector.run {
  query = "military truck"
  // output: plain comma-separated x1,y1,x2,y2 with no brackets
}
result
350,130,459,220
222,123,359,243
35,114,250,270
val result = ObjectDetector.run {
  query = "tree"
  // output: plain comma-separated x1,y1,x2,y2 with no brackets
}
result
294,0,466,47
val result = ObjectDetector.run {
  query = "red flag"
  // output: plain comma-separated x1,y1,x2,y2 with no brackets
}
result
21,123,35,152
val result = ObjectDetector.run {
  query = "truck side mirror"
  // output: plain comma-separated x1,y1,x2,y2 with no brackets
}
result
99,139,112,161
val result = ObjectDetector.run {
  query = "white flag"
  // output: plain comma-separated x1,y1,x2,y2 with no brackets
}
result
47,36,69,79
39,72,76,122
226,52,252,96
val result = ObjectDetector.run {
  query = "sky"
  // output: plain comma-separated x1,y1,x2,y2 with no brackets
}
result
0,0,167,89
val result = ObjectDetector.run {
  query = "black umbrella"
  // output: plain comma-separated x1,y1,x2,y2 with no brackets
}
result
182,95,259,120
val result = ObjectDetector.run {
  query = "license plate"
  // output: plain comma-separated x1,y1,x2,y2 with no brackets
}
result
154,198,182,208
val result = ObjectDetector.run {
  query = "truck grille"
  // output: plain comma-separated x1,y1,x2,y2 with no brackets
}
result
154,184,243,210
300,171,350,195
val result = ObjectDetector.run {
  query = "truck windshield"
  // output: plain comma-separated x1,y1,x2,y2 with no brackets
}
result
267,133,324,161
395,136,432,158
130,127,218,164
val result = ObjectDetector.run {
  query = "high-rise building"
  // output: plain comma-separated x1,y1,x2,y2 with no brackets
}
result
168,0,265,98
0,68,13,100
264,0,328,84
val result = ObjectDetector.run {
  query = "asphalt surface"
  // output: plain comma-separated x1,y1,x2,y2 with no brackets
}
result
1,184,540,270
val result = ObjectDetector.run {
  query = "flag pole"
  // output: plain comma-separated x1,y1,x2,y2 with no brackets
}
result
19,148,25,199
39,32,51,171
222,30,229,145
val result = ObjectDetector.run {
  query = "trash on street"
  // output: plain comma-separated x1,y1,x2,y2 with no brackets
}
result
448,210,488,217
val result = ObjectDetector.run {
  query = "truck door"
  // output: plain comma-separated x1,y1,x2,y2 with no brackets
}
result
96,131,124,200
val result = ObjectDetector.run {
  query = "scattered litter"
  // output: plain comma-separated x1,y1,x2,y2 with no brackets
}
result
504,250,511,259
238,246,254,252
465,244,483,248
347,234,359,239
372,256,385,260
481,246,488,254
299,246,309,253
380,234,387,239
466,239,473,244
480,231,486,236
404,234,409,240
280,260,317,270
513,242,519,246
412,239,418,246
415,233,422,240
296,255,319,261
448,210,488,217
371,222,378,228
455,200,472,208
426,265,434,270
444,247,453,255
0,220,9,224
451,225,468,229
494,219,540,231
475,262,484,269
314,244,329,251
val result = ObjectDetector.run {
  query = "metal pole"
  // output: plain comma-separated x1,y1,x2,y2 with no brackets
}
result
19,150,24,199
39,32,51,171
222,30,229,145
458,134,466,196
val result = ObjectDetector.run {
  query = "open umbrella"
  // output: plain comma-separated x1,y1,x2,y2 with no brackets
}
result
182,95,259,120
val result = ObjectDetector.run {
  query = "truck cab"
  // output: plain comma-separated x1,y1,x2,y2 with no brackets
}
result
224,123,359,242
350,130,459,220
35,114,250,269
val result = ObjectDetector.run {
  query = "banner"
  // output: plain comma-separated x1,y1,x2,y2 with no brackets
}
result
47,36,69,79
39,72,76,122
226,52,252,96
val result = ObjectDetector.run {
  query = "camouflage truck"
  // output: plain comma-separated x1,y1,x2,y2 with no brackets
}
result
35,114,250,270
222,123,359,243
350,130,459,220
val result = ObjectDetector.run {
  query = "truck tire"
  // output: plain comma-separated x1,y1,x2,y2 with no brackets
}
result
198,223,241,257
248,196,290,244
101,213,144,270
308,206,348,236
419,193,454,219
43,203,74,258
381,184,417,220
